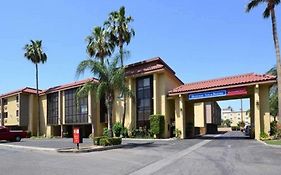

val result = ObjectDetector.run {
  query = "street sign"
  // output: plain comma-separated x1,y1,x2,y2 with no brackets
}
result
188,87,247,100
188,90,227,100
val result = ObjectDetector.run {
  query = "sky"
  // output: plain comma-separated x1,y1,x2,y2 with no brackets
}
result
0,0,279,111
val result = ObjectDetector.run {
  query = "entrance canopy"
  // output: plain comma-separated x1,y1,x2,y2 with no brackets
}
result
169,73,276,97
168,73,276,140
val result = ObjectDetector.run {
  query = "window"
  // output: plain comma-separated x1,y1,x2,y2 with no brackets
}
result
16,110,19,117
4,112,8,118
3,99,7,105
100,96,107,123
136,76,153,128
47,93,58,125
65,88,88,124
16,95,19,103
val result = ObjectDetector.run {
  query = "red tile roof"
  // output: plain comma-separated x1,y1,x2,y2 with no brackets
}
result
41,78,99,95
169,73,276,95
125,57,183,84
0,87,40,98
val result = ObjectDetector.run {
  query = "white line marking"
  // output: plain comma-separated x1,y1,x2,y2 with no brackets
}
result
129,139,212,175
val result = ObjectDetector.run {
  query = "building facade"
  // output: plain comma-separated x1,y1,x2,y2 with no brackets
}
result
0,57,276,140
0,87,39,134
221,106,250,126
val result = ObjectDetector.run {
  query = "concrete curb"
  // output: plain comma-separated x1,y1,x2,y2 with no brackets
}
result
257,139,281,148
122,138,177,141
57,142,153,153
0,144,56,152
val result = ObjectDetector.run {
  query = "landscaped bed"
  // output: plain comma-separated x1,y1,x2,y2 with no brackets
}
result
265,140,281,146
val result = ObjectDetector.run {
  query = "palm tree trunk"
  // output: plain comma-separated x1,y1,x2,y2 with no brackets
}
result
107,96,113,137
36,63,41,137
271,8,281,121
120,44,127,128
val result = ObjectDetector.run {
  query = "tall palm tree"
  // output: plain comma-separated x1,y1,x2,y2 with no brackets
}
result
105,6,135,127
76,57,128,137
246,0,281,121
24,40,47,136
267,66,278,119
86,26,115,65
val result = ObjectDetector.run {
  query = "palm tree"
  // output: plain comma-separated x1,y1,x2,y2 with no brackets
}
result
267,66,278,119
76,57,128,137
86,26,115,65
105,6,135,127
246,0,281,121
24,40,47,136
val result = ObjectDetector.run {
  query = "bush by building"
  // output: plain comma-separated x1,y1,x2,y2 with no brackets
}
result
149,114,164,138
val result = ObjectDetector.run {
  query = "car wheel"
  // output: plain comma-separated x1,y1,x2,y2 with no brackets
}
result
15,136,21,142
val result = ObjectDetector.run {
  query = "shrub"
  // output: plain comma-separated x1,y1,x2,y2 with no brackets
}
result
174,129,182,138
93,136,102,145
270,121,278,136
260,131,269,140
122,127,128,138
103,128,109,136
113,122,123,137
149,114,164,138
99,136,122,146
132,128,152,138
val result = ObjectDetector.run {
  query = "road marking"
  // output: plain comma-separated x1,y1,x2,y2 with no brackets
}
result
0,144,56,152
129,139,212,175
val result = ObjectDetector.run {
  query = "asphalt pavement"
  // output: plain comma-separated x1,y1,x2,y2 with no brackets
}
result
0,131,280,175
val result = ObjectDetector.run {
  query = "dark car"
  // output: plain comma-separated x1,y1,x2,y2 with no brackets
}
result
0,126,27,142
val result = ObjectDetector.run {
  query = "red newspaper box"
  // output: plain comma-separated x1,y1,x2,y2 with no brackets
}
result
73,127,82,143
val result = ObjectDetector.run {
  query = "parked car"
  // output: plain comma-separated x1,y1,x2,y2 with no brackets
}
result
0,126,27,142
244,125,251,136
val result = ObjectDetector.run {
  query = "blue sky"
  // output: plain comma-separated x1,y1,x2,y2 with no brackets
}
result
0,0,279,111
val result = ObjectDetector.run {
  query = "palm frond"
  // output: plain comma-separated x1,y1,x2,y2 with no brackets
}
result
246,0,264,12
263,6,271,18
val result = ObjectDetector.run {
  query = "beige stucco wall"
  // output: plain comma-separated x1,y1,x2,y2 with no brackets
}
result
40,95,47,136
194,102,205,127
4,95,19,126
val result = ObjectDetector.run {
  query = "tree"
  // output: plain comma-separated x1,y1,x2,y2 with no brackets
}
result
105,6,135,127
267,66,278,119
86,26,115,65
246,0,281,121
24,40,47,136
76,57,129,137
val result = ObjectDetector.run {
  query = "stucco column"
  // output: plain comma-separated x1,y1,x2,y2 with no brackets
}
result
153,73,159,114
127,78,135,131
250,95,255,139
259,85,270,135
175,95,186,138
254,84,261,140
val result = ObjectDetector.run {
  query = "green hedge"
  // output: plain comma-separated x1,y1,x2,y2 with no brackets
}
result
95,136,122,146
149,114,164,138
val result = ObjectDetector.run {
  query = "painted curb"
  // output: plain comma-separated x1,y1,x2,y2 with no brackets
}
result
0,144,56,152
57,142,153,153
257,139,281,148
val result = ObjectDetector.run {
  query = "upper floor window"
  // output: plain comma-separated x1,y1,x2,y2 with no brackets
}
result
3,99,7,105
65,88,88,124
136,76,153,128
16,95,19,103
47,93,59,125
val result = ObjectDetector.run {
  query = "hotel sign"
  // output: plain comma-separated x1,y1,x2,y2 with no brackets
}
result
188,87,247,100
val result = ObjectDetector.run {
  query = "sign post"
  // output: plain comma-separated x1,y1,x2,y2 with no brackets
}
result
73,127,82,150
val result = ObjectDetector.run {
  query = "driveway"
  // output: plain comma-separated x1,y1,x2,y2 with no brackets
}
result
0,131,281,175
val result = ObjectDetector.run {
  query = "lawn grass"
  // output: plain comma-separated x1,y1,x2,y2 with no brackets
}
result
265,140,281,145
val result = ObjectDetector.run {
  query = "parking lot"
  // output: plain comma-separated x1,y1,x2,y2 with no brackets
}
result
0,131,281,175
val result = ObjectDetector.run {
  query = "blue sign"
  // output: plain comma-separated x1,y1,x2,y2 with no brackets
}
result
188,90,227,100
